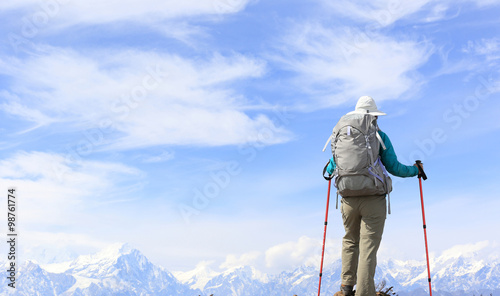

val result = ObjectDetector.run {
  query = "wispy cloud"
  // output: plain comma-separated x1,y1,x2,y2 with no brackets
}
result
274,22,433,109
471,0,500,7
0,0,253,25
1,0,254,50
438,240,499,261
0,92,55,133
23,231,113,265
318,0,433,26
220,251,262,270
139,151,175,163
0,47,293,149
463,37,500,61
434,37,500,80
264,236,340,272
0,151,143,225
318,0,499,26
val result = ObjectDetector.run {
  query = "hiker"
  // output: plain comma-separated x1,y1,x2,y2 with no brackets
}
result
325,96,422,296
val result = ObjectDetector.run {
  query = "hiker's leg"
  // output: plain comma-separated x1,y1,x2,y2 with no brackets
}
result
356,195,386,296
340,197,362,286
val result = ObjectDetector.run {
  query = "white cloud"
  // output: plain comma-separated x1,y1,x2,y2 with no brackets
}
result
275,22,433,108
0,92,55,132
319,0,500,26
471,0,500,7
0,47,292,149
140,151,175,163
0,151,143,226
437,240,498,262
319,0,433,26
264,236,340,271
434,37,500,79
220,251,261,270
463,38,500,61
0,0,252,24
424,3,451,22
1,0,253,46
21,231,112,265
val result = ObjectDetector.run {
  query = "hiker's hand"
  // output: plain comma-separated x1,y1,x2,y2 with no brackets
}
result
414,161,427,179
414,163,423,171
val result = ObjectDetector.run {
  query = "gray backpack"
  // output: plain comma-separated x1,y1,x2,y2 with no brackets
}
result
323,113,392,198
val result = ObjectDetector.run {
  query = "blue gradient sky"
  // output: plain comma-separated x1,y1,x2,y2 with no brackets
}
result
0,0,499,273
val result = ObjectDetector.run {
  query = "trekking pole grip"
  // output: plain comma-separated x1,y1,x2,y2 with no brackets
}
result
415,160,427,180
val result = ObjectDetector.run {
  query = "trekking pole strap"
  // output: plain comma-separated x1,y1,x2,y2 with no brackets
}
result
323,161,333,180
415,160,427,180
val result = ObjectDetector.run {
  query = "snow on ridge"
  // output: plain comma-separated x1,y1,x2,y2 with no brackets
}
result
42,260,73,273
221,265,270,283
290,269,313,287
437,240,493,262
63,274,100,294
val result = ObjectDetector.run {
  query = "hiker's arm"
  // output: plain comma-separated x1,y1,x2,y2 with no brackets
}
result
379,131,418,178
326,157,336,175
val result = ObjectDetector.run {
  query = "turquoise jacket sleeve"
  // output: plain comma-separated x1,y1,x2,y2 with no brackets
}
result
326,157,336,175
326,131,418,178
378,131,418,178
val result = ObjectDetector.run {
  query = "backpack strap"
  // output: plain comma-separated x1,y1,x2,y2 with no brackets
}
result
374,121,386,150
322,134,332,152
376,131,386,150
336,191,339,210
388,193,391,215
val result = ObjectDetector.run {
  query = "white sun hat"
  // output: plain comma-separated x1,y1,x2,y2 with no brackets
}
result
347,96,387,116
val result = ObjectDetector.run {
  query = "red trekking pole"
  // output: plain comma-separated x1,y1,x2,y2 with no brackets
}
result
416,160,432,296
318,178,331,296
318,163,333,296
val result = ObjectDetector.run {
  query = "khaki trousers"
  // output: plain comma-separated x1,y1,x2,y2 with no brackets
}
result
340,195,386,296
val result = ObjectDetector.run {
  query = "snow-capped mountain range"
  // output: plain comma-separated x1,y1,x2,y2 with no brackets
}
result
1,242,499,296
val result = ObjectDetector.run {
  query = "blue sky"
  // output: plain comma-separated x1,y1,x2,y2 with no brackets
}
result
0,0,500,274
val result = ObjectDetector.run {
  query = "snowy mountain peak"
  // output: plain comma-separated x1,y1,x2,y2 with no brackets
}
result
6,242,500,296
26,243,194,296
221,265,269,283
67,242,137,270
174,261,220,290
23,260,44,272
96,242,134,258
